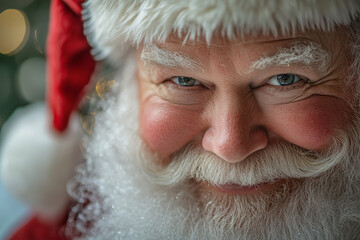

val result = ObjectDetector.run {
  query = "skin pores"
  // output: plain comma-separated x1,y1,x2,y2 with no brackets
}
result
137,29,354,165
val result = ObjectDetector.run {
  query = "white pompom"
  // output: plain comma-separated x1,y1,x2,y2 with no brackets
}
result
0,103,82,220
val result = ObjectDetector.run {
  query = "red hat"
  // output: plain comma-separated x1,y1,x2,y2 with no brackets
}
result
48,0,95,132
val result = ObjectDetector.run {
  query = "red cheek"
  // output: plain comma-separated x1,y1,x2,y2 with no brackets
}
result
139,100,204,158
266,96,351,150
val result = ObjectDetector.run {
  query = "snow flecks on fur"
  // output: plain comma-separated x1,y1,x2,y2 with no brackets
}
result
82,0,360,62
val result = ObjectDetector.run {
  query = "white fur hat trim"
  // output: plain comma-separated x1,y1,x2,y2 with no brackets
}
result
83,0,360,61
0,103,82,220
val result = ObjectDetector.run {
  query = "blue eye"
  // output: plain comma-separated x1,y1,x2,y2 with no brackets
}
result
171,76,200,87
268,74,302,86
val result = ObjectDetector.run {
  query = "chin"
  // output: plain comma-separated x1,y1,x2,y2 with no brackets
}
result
64,60,360,240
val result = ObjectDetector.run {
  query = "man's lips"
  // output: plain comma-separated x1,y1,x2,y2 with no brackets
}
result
204,179,284,195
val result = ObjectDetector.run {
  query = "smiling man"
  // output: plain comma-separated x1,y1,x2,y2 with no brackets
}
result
2,0,360,239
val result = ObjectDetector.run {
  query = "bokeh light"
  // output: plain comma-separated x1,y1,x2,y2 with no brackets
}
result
16,57,46,102
0,2,49,237
0,9,29,55
0,1,50,132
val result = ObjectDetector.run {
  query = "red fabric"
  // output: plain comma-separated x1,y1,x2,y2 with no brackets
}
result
47,0,95,132
62,0,83,15
8,216,68,240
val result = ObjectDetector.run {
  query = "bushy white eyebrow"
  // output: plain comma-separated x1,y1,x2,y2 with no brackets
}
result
250,42,331,73
141,45,202,71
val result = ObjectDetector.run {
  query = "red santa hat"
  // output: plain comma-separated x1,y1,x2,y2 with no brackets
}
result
1,0,360,220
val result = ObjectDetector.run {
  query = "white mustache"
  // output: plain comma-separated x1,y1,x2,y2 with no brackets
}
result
142,129,353,187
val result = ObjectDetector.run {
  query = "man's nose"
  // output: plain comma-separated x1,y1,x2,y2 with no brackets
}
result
202,95,268,163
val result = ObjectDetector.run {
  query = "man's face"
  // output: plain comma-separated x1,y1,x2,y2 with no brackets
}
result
67,28,360,239
136,28,354,194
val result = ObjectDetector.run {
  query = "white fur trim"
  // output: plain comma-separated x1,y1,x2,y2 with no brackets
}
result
83,0,360,61
0,103,82,220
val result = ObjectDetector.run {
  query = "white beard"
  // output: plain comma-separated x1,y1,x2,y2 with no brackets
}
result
65,56,360,240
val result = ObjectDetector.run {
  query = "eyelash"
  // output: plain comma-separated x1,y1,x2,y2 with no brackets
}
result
263,74,310,92
170,76,201,87
166,74,309,92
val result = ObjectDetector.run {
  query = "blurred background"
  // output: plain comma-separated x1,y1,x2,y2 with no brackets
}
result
0,0,49,238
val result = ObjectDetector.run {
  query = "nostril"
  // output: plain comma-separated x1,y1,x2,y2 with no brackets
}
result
202,127,216,154
202,126,268,163
216,140,254,163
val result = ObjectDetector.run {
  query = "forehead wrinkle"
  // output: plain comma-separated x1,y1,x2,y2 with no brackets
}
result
249,41,331,74
141,45,203,71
